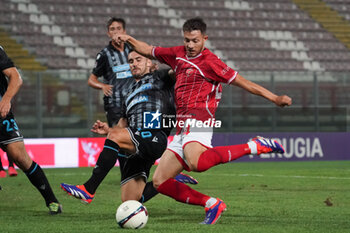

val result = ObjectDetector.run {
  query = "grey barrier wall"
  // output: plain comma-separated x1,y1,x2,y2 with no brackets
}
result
13,70,350,138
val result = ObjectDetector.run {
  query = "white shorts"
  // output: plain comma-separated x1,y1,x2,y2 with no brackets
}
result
167,123,213,171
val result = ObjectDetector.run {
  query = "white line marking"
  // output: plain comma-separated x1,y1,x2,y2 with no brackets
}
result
52,172,350,180
220,173,350,180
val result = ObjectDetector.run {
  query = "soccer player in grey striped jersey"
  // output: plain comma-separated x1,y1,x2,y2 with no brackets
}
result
88,17,133,127
61,51,197,204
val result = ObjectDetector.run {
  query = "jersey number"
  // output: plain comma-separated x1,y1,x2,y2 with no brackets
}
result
3,119,19,132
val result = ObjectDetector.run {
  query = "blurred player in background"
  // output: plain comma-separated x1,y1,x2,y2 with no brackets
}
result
87,17,133,127
61,51,197,204
0,153,17,177
117,17,292,224
0,45,62,214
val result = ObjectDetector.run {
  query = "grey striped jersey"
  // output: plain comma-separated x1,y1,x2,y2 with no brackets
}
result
123,69,176,136
92,42,133,110
0,46,14,100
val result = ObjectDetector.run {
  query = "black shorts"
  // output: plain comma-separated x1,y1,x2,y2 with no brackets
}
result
105,107,123,127
0,112,23,148
118,128,168,185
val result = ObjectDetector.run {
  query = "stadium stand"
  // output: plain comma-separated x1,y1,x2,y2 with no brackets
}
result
0,0,349,72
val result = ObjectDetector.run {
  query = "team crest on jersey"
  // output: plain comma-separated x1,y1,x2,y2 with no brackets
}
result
186,68,194,77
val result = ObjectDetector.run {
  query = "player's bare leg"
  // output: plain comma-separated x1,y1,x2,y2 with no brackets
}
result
121,177,146,202
108,127,137,154
183,142,207,171
152,149,184,189
5,141,32,170
6,142,61,214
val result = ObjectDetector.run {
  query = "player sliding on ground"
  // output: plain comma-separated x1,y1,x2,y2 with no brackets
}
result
116,17,292,224
61,51,198,205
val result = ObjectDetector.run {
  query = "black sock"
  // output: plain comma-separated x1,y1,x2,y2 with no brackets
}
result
25,161,58,206
139,181,158,203
8,156,15,167
84,139,119,194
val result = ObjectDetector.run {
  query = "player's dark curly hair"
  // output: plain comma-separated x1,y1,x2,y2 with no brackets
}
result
106,17,126,30
182,17,206,34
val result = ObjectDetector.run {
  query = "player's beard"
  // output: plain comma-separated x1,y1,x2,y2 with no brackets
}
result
133,74,141,80
132,70,143,81
132,65,148,79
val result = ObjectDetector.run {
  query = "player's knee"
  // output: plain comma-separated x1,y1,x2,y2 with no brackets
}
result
187,160,198,172
107,129,122,145
107,131,118,142
152,175,162,190
8,152,31,170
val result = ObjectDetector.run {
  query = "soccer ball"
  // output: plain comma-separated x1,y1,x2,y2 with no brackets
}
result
116,200,148,229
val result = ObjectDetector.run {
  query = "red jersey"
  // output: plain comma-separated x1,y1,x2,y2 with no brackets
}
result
152,46,237,123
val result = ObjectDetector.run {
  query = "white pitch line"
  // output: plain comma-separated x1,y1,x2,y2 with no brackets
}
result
52,172,350,180
220,173,350,180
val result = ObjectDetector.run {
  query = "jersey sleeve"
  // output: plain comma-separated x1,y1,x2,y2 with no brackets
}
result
0,46,15,71
206,54,238,84
152,46,177,70
92,52,107,77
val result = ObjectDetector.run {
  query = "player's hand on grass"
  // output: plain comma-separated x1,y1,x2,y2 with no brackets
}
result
91,120,109,135
275,95,292,107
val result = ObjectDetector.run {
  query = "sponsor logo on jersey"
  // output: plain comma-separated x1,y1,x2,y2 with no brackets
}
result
116,70,132,79
221,66,231,75
152,136,158,142
112,64,130,72
112,64,132,79
126,95,149,113
125,83,152,104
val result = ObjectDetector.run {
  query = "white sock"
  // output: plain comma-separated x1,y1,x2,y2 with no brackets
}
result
205,197,218,208
247,141,257,155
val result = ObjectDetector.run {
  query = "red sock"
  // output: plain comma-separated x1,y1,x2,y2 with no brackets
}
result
157,178,210,207
197,144,251,172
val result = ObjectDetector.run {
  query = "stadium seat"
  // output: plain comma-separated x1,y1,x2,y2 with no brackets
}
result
0,0,349,72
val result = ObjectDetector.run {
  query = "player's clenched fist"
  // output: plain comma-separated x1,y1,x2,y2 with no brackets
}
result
275,95,292,107
114,34,131,44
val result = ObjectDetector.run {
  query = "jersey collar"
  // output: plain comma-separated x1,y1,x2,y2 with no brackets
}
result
185,48,207,60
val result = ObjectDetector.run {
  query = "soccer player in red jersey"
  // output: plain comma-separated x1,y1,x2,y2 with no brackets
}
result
117,17,292,224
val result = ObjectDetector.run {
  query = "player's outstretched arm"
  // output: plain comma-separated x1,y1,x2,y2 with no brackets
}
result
116,35,155,60
0,67,22,118
232,73,292,107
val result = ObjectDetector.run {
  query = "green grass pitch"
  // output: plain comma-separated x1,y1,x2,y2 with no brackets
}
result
1,161,350,233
